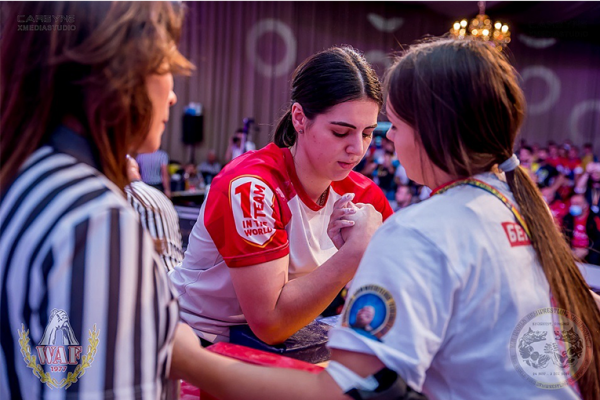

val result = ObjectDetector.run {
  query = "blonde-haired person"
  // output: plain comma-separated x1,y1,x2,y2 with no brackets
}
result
169,39,600,400
0,2,192,398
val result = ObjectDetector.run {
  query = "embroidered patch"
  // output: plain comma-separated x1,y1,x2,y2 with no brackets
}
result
230,176,277,247
502,222,531,247
342,284,396,342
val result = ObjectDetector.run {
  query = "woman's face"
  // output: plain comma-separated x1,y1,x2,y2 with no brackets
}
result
385,100,427,186
294,99,379,182
138,72,177,153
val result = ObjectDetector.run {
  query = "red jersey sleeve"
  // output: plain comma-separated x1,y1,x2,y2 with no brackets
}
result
333,171,394,221
204,167,291,268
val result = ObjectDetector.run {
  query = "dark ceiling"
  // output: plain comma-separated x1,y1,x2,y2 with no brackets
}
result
415,1,600,43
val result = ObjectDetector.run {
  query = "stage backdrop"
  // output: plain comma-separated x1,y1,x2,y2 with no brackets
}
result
162,1,600,165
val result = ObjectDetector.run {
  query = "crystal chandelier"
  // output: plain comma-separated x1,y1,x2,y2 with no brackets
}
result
449,1,511,51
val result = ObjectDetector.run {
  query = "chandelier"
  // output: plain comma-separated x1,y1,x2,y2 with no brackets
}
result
449,1,511,51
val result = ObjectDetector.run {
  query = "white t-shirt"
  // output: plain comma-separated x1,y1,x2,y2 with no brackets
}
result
169,143,392,342
328,172,581,399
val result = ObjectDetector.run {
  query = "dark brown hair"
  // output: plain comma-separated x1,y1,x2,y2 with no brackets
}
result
273,46,382,148
386,38,600,398
1,2,193,191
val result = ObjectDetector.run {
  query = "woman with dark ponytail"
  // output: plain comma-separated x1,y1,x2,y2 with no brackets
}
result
171,47,393,346
170,39,600,400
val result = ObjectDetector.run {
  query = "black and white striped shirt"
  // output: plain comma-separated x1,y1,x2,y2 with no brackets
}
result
0,126,179,399
125,181,184,271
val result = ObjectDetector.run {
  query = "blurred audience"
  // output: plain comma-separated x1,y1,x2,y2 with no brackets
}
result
534,148,562,190
582,143,599,170
576,162,600,214
390,184,415,212
562,194,600,265
198,149,222,185
510,141,598,265
225,128,256,162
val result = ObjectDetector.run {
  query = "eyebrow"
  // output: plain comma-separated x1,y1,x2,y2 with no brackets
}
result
330,121,378,130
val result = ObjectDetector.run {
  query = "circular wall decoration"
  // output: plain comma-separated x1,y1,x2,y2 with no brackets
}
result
521,66,561,115
246,19,297,78
365,50,392,70
569,100,600,142
517,34,557,49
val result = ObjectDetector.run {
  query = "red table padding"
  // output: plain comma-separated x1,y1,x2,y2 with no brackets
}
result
180,342,325,399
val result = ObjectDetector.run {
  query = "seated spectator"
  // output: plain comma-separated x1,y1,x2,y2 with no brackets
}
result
564,145,584,184
357,146,378,177
394,162,410,186
184,163,204,191
535,147,562,189
136,148,172,197
541,186,568,228
517,146,538,182
547,141,564,169
391,184,414,212
198,149,222,185
562,194,600,265
582,142,598,170
374,150,396,198
126,156,185,271
576,162,600,214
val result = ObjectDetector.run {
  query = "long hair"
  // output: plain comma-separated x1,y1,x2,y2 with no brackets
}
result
386,38,600,399
273,46,382,148
1,2,194,191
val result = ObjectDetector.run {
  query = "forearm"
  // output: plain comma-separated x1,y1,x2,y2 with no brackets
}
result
174,342,344,400
254,245,362,343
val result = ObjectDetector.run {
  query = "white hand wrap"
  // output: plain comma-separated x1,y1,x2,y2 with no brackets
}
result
326,360,379,393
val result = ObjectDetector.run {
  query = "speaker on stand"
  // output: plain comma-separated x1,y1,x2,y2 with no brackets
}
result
182,103,204,164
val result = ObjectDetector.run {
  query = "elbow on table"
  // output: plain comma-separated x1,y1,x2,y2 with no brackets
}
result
247,319,292,346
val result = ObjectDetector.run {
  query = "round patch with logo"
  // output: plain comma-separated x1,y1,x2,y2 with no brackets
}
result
509,307,593,390
342,284,396,342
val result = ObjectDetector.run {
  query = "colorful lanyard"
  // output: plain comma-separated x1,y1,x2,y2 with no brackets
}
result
431,178,531,238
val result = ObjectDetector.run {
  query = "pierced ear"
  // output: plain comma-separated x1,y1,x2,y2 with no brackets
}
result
290,102,306,133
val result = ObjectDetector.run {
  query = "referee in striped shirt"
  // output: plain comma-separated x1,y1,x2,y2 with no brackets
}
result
1,2,194,398
126,156,184,271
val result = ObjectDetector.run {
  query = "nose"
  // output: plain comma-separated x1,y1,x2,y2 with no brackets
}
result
169,90,177,107
346,133,364,156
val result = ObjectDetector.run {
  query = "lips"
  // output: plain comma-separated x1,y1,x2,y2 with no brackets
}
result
338,161,356,170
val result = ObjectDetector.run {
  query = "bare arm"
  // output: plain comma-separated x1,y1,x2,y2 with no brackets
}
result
170,323,385,400
230,245,361,345
230,199,381,344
